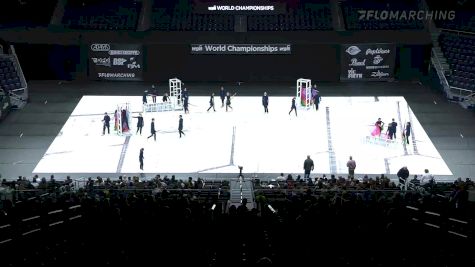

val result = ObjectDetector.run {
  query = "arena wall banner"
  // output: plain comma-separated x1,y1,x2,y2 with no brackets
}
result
194,0,286,14
88,43,143,81
191,44,291,55
340,43,396,81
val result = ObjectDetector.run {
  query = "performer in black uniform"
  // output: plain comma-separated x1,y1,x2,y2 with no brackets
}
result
403,122,411,144
207,92,216,112
162,92,170,102
262,92,269,113
387,118,397,140
139,148,144,170
289,97,297,116
102,112,110,135
219,86,225,107
147,118,156,141
226,92,234,112
183,95,189,114
151,85,157,103
142,90,148,104
134,113,144,135
178,115,185,138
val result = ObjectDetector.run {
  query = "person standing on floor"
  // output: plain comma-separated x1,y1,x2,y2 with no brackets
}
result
347,156,356,178
387,118,397,140
151,85,157,103
142,90,148,104
162,92,170,102
226,92,234,112
102,112,111,135
178,115,185,138
219,86,226,107
262,92,269,113
207,92,216,112
403,122,411,144
303,155,314,178
314,90,321,110
134,113,144,135
139,148,144,170
147,118,156,141
183,94,189,114
289,97,297,116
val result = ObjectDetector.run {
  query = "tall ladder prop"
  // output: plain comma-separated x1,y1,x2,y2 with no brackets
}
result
169,78,183,110
297,78,312,110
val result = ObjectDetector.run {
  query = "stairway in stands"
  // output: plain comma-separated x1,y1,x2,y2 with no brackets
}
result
230,178,255,210
0,46,28,120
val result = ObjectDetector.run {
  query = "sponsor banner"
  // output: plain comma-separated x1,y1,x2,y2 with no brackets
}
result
191,44,291,55
194,0,286,14
340,43,396,81
88,43,143,81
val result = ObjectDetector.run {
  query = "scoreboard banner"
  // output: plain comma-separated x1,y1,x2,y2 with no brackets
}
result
340,43,396,81
88,43,143,81
191,44,291,54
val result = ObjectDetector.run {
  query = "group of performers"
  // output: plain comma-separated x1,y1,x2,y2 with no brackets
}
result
101,108,131,135
371,117,411,144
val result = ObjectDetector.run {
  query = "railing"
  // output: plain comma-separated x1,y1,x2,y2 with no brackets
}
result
440,28,475,36
431,48,451,92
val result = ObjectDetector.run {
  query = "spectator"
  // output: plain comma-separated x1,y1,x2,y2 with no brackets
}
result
346,156,356,178
276,173,285,181
421,169,434,185
397,166,409,190
303,155,314,178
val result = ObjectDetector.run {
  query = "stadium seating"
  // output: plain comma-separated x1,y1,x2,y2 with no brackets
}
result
247,5,332,31
439,32,475,91
342,0,424,30
0,175,472,266
0,57,22,92
426,0,475,33
0,0,57,28
62,0,141,30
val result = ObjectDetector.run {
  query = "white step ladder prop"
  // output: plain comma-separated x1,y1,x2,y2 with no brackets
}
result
169,77,183,110
297,78,312,110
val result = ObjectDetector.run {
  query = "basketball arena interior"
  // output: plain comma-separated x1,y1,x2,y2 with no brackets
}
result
0,0,474,266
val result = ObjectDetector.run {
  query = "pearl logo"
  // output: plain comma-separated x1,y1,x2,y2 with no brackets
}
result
346,46,361,56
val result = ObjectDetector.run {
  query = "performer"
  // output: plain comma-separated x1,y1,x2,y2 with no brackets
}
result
386,118,397,140
182,88,189,101
226,92,234,112
262,92,269,113
207,92,216,112
121,109,129,132
139,148,144,170
134,113,144,135
147,118,156,141
178,115,185,138
114,110,119,131
142,90,148,104
162,92,170,102
314,88,321,111
102,112,110,135
371,118,384,137
219,86,226,107
311,85,318,110
403,122,411,144
289,97,297,116
183,94,189,114
151,85,157,103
